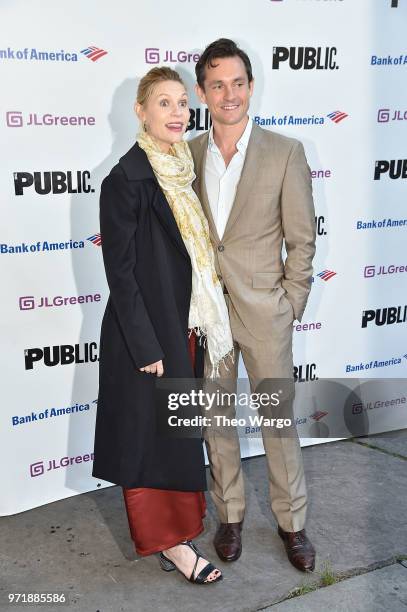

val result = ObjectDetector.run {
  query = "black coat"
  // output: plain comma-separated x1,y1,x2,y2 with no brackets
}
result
92,143,206,491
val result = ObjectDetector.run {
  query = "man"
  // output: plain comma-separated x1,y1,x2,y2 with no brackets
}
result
189,39,316,571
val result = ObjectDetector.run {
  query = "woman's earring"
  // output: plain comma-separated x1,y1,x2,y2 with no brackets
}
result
143,121,147,132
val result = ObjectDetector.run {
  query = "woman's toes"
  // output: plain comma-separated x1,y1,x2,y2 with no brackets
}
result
206,568,221,582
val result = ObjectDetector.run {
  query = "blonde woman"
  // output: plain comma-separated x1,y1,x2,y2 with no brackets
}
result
92,67,233,584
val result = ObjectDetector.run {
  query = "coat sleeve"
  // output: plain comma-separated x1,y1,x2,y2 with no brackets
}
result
280,141,316,322
100,171,164,368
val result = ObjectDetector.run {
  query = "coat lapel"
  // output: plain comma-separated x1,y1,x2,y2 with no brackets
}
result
223,122,266,237
119,142,189,260
150,186,190,260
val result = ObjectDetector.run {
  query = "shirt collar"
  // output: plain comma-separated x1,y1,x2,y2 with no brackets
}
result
208,116,253,154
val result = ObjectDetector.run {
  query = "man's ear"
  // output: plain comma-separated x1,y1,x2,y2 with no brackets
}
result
195,83,207,105
249,77,255,97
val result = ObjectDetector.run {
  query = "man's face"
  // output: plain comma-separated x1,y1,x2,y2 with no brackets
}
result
196,55,254,127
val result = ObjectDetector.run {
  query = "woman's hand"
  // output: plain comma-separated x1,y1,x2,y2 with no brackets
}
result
139,360,164,377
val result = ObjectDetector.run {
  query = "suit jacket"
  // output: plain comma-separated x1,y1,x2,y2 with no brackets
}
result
188,122,316,341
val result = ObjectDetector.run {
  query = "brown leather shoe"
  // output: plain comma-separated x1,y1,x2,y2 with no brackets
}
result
214,521,243,562
278,526,316,572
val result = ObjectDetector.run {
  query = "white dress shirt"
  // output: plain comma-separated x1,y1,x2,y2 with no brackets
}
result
205,117,253,239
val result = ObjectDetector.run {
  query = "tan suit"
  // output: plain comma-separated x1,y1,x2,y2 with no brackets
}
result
189,122,316,532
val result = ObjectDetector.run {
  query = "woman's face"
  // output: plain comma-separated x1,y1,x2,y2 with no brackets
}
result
136,80,190,152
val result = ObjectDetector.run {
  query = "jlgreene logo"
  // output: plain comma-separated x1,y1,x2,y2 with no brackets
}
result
364,264,407,278
374,159,407,180
361,305,407,328
6,111,96,128
30,452,94,477
24,342,99,370
377,108,407,123
19,293,101,311
0,45,107,62
13,171,94,195
145,48,200,64
352,395,405,416
272,46,339,70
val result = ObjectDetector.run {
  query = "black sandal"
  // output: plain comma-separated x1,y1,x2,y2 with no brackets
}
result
159,540,223,584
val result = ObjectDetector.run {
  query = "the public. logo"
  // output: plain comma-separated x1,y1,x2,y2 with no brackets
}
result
6,111,95,128
272,46,339,70
87,233,102,246
80,46,108,62
24,342,99,370
145,48,200,64
13,171,94,195
317,270,337,281
187,108,212,132
19,293,101,311
315,215,327,236
327,110,348,123
294,363,318,382
364,264,407,278
374,159,407,180
361,305,407,328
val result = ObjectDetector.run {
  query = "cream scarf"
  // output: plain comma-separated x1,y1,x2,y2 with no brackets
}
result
137,130,233,376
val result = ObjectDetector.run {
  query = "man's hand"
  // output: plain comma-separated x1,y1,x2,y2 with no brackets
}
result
139,360,164,377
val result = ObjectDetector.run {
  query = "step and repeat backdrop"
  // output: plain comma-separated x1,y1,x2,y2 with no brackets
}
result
1,0,406,515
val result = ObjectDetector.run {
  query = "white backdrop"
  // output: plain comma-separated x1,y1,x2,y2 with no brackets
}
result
1,0,406,515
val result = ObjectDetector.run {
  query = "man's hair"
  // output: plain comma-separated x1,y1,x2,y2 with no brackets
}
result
195,38,253,89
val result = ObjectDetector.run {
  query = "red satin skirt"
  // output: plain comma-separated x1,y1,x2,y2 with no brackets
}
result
122,331,206,556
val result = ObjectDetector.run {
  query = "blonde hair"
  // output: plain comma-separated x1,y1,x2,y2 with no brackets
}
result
136,66,185,106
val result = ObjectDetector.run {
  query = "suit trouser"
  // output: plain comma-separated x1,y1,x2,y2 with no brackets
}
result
203,296,307,533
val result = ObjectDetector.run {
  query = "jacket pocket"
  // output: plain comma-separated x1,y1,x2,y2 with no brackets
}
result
252,272,283,288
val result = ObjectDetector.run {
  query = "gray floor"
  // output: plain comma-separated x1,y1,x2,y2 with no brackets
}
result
1,430,406,612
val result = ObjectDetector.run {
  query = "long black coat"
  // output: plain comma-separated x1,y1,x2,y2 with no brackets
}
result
92,143,206,491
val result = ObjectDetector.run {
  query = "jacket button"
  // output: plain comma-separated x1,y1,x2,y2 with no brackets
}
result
218,245,225,252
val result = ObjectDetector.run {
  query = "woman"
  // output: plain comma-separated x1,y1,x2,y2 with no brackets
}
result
92,67,233,584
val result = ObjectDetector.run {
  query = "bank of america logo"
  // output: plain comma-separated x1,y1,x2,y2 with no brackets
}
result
80,46,108,62
310,411,328,422
87,233,101,246
317,270,337,281
327,110,349,124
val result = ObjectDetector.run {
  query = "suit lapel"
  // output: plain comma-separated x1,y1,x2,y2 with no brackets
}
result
193,135,221,245
223,122,265,237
